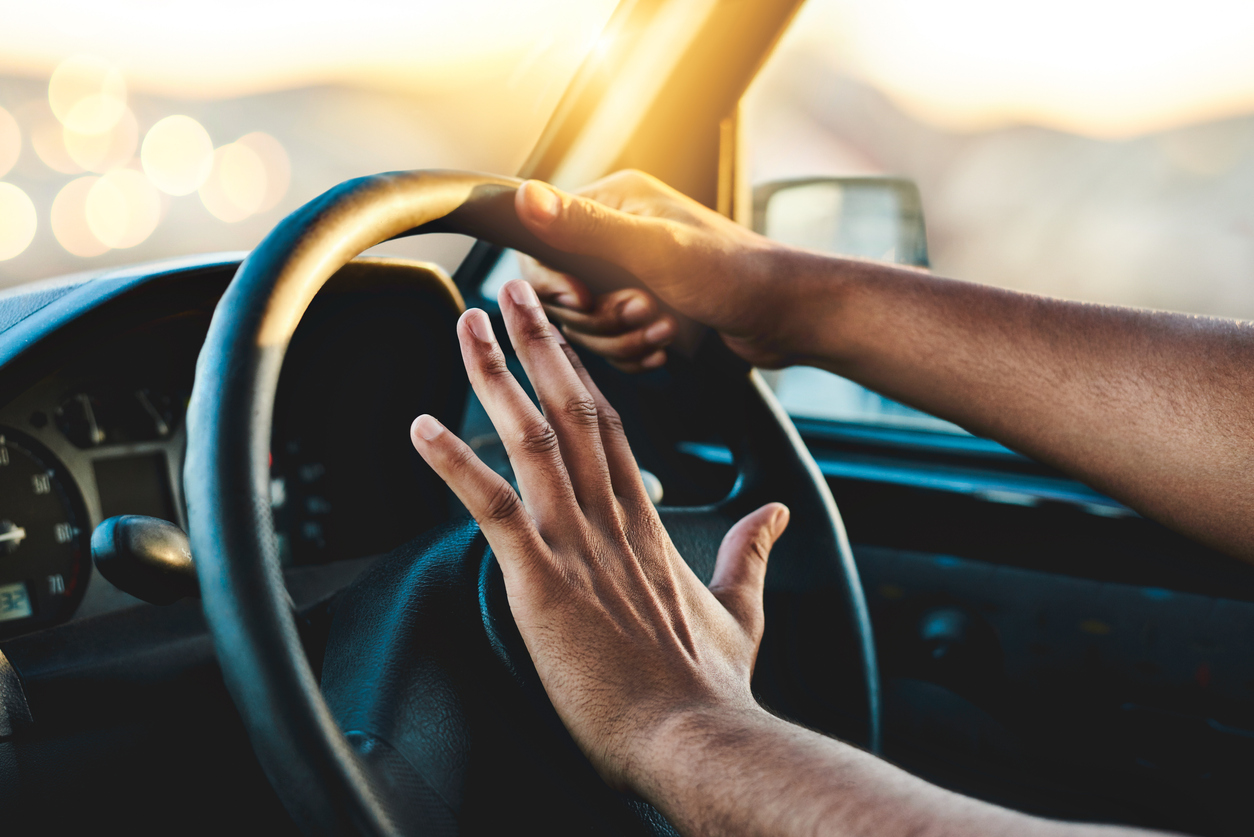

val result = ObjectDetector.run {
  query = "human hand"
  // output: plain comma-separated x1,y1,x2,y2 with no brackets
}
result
409,278,789,792
514,170,799,371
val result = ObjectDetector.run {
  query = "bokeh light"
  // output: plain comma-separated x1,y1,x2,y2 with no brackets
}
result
199,142,266,222
141,115,213,196
25,100,83,174
0,183,37,261
236,132,289,212
85,168,161,249
51,176,110,257
48,55,127,134
64,106,138,173
0,107,19,178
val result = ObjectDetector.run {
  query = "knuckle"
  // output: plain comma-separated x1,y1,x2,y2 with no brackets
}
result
478,349,513,381
748,531,774,565
482,481,524,525
598,405,625,437
516,419,560,457
619,169,649,186
521,314,556,344
448,441,480,472
559,394,599,428
581,199,612,229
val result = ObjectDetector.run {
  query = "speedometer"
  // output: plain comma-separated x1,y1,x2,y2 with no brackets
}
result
0,428,90,636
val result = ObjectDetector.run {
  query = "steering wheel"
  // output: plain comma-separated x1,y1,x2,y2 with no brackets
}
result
184,170,879,835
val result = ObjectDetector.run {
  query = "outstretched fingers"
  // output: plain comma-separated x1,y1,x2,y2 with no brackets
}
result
556,339,654,510
410,414,548,570
499,280,618,516
458,307,578,532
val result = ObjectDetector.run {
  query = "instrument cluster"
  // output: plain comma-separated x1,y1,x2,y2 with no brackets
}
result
0,316,199,638
0,261,467,639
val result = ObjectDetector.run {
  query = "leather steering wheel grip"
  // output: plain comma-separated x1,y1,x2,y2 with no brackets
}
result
184,170,879,835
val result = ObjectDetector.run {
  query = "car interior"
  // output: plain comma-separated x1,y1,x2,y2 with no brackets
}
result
2,1,1253,835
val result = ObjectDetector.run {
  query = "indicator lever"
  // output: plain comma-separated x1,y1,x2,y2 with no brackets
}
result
91,516,199,606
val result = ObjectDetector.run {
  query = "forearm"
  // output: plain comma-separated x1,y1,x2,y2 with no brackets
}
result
771,249,1254,561
638,707,1161,837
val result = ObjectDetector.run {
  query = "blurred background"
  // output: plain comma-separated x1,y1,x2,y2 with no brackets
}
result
0,0,618,287
745,0,1254,427
747,0,1254,320
2,0,1253,327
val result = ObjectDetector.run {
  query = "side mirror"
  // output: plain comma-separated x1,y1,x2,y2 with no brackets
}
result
752,177,929,268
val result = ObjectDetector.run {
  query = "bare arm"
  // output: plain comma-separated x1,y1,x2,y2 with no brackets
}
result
515,173,1254,563
643,708,1151,837
789,256,1254,562
410,279,1171,836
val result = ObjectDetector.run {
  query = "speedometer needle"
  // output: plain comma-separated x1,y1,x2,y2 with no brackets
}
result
0,526,27,543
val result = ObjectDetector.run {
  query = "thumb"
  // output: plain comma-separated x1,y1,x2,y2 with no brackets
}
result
708,503,789,638
516,180,653,273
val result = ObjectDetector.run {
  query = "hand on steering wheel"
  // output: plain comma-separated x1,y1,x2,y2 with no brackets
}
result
513,172,797,372
410,279,789,794
187,170,876,834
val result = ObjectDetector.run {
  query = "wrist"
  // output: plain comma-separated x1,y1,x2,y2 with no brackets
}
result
732,244,858,368
626,700,779,803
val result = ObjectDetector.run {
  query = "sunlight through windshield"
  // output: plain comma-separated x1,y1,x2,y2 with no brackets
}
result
0,0,619,286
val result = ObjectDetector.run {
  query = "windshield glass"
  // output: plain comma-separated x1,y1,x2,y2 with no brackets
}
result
745,0,1254,432
0,0,619,289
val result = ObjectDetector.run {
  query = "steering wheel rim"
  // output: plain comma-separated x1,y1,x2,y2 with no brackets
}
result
184,170,879,834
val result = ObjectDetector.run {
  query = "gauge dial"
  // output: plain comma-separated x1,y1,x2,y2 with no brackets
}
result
55,387,183,448
0,428,90,636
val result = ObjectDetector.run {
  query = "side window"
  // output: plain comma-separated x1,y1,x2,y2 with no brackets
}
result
752,174,962,432
742,0,1254,431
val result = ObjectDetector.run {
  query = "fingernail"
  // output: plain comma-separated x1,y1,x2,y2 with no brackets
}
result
772,504,790,536
644,319,673,344
550,323,568,344
620,296,650,326
464,309,495,343
507,279,539,308
521,180,560,222
414,414,444,441
555,293,581,309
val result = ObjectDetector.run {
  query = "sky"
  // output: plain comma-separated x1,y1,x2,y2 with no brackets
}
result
799,0,1254,138
2,0,1253,137
0,0,619,98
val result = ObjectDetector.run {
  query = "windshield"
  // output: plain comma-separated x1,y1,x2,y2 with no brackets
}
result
745,0,1254,432
0,0,620,289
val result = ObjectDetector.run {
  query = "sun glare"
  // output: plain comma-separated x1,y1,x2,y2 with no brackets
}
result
0,1,619,98
767,0,1254,137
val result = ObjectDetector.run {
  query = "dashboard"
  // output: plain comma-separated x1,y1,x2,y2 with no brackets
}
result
3,248,1254,836
0,255,466,640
